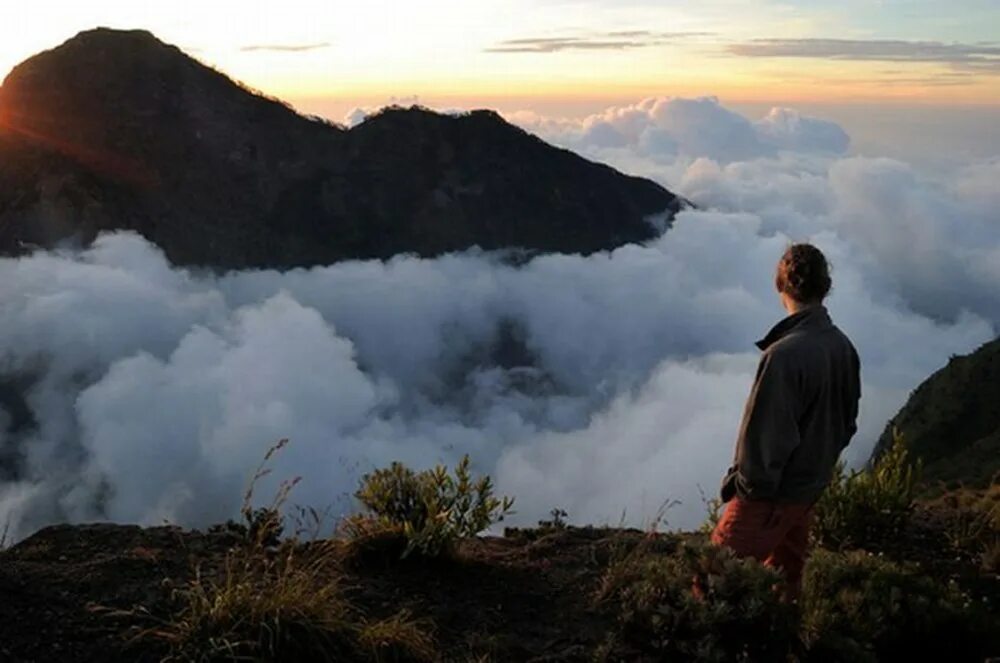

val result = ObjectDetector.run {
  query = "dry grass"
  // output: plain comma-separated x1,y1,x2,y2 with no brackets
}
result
153,541,355,661
925,480,1000,571
358,610,437,662
142,439,436,662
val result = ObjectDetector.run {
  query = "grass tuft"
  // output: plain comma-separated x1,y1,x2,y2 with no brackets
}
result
143,439,436,662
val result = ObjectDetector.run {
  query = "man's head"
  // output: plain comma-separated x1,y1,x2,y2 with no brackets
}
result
775,243,831,314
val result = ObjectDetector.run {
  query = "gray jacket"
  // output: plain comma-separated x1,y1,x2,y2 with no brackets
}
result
721,305,861,504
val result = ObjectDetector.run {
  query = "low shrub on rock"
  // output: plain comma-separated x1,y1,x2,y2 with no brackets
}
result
597,540,798,662
344,455,514,559
801,549,994,662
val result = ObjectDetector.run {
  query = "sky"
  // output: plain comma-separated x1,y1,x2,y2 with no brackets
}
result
2,0,999,113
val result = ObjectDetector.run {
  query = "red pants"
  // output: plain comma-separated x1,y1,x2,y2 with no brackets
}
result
711,497,814,597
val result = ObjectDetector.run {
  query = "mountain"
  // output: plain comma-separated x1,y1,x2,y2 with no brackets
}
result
0,29,682,269
873,337,1000,488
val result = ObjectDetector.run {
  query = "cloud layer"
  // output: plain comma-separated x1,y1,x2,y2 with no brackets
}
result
486,31,713,53
1,98,997,541
240,42,331,53
728,38,1000,73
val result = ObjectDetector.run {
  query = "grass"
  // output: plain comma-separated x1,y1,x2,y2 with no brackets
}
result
925,481,1000,571
143,440,436,662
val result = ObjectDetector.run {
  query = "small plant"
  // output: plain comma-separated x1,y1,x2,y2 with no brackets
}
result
801,549,995,662
697,485,723,535
346,455,514,559
813,430,920,550
537,508,569,530
597,540,798,662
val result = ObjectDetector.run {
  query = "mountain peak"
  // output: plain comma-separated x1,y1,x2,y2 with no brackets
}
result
0,30,682,268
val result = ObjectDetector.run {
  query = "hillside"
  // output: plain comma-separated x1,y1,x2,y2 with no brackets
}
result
873,336,1000,488
0,29,682,269
1,513,997,662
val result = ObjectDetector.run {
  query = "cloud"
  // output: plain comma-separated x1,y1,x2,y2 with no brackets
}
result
755,107,850,154
728,38,1000,73
240,42,331,53
509,96,849,162
486,31,711,53
0,97,997,541
344,108,369,128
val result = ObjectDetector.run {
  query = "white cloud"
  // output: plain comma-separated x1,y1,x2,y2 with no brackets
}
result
511,96,850,163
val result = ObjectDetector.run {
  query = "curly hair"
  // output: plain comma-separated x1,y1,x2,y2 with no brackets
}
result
775,243,831,303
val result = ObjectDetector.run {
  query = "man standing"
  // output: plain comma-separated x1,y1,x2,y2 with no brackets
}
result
712,243,861,598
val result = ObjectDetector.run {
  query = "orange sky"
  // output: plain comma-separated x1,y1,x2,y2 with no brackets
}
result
2,0,999,119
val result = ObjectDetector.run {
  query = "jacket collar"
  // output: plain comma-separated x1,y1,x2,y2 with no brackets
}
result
756,304,832,351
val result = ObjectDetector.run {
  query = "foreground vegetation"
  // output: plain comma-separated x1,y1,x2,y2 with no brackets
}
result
1,437,996,662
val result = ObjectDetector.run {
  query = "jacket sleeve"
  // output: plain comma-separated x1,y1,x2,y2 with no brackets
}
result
729,349,802,500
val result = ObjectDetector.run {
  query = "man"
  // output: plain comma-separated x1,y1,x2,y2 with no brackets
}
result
712,243,861,598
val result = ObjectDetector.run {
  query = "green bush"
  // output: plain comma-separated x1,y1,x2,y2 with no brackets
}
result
801,549,993,662
814,431,920,550
597,541,798,662
347,455,514,558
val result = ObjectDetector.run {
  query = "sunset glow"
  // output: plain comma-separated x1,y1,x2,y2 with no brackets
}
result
3,0,999,116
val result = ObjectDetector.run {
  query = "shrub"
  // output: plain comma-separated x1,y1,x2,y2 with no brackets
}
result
801,549,994,662
346,455,514,559
597,540,798,662
813,431,920,550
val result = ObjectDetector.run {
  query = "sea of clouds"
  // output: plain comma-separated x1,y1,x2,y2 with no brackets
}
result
1,96,998,541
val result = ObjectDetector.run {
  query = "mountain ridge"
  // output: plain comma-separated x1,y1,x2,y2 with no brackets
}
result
872,336,1000,489
0,28,682,269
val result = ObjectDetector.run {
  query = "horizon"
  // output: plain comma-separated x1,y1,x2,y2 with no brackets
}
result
4,1,1000,111
4,2,1000,170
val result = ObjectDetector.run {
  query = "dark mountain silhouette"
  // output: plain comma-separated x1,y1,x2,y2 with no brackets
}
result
0,29,682,269
872,336,1000,488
